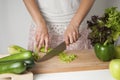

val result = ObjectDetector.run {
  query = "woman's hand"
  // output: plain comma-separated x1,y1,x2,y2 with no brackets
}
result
23,0,49,52
63,0,95,46
64,22,80,46
35,24,49,52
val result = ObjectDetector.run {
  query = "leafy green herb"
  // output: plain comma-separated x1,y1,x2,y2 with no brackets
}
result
59,52,77,63
87,7,120,46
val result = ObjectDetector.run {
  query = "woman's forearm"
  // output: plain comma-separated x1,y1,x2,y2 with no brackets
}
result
23,0,45,26
71,0,95,27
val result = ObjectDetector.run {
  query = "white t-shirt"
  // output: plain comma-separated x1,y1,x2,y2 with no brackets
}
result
37,0,80,22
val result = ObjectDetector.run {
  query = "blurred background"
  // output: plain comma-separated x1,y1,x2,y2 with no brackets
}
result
0,0,119,53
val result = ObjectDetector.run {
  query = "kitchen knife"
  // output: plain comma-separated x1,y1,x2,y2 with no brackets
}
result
37,41,66,62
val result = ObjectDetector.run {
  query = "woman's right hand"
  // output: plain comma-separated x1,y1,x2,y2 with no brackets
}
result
23,0,49,52
35,23,49,52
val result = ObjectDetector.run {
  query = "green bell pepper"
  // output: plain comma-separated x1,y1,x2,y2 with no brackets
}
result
94,43,115,61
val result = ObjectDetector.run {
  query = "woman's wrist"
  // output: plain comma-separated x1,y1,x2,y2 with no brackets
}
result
36,18,47,28
70,16,82,29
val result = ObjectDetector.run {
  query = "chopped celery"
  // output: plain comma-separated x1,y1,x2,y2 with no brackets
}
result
59,52,77,63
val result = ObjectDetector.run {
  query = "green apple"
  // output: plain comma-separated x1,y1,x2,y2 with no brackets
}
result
114,45,120,59
109,59,120,80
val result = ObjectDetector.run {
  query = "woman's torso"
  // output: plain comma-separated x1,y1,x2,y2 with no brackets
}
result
36,0,81,22
28,0,92,51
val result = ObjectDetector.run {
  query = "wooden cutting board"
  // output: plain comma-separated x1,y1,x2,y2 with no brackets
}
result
0,72,33,80
29,49,110,74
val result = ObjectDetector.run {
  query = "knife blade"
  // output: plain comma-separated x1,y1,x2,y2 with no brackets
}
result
37,41,66,62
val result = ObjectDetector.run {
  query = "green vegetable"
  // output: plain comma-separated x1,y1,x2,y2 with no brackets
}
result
114,45,120,59
24,59,35,69
0,61,26,74
7,44,40,62
32,53,41,61
8,45,26,54
0,51,33,62
105,7,120,31
59,52,77,63
0,45,35,74
94,43,115,61
87,7,120,46
0,59,35,69
39,47,52,53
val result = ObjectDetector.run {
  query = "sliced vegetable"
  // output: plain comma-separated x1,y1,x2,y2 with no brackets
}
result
59,52,77,63
0,61,26,74
39,47,52,53
32,52,40,61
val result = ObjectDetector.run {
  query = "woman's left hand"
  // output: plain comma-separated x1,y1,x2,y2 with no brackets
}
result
64,22,80,46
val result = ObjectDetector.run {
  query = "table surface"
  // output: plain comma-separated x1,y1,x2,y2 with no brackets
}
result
34,69,114,80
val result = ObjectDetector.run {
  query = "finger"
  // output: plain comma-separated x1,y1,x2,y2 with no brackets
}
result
35,34,40,47
42,41,45,47
35,33,40,42
78,33,81,38
36,38,40,48
73,32,77,42
69,34,74,44
38,37,44,52
45,37,49,52
75,29,79,38
64,35,69,46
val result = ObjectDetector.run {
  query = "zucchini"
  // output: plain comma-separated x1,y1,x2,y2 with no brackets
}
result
0,51,33,62
0,59,35,70
0,61,26,74
24,59,35,69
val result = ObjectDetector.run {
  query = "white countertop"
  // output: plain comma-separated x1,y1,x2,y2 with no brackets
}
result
34,69,114,80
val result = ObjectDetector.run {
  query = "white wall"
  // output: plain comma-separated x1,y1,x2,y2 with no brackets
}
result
112,0,120,44
0,0,10,54
113,0,120,10
0,0,115,53
0,0,31,54
82,0,114,27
